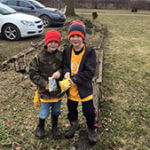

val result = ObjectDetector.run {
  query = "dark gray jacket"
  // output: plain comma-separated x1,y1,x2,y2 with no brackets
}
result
63,45,97,99
29,49,63,99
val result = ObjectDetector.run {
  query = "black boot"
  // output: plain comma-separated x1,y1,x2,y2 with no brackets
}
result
36,118,45,139
88,128,97,146
65,120,80,139
51,115,61,138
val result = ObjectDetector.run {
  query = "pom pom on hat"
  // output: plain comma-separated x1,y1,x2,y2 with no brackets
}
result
45,30,61,46
68,20,86,40
70,20,86,28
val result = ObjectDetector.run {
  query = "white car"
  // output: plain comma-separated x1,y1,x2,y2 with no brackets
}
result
0,3,44,40
1,0,66,27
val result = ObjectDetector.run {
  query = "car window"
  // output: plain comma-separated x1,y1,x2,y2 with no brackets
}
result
0,8,7,15
7,0,17,6
18,1,31,8
28,0,45,8
0,6,16,15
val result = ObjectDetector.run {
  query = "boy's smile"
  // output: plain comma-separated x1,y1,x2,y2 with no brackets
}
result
70,34,83,51
47,41,59,52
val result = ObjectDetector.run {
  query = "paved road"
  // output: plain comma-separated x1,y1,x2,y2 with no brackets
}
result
76,12,150,17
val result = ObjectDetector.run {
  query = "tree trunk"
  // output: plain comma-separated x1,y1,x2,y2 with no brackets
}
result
57,0,62,10
65,0,76,16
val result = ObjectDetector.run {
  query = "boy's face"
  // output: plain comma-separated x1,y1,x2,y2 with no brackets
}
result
47,41,59,52
70,34,83,50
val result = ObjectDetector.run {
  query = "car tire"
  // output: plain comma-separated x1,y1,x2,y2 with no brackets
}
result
3,24,21,41
40,15,52,27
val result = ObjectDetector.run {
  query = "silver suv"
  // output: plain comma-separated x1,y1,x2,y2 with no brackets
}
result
1,0,66,27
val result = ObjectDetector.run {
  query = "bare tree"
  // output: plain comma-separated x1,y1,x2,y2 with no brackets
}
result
64,0,76,16
57,0,62,10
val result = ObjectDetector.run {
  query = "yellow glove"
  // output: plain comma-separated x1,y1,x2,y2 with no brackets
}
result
33,89,41,107
59,78,73,93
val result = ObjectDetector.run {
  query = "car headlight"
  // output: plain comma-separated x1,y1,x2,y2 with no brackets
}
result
51,13,60,17
21,20,35,26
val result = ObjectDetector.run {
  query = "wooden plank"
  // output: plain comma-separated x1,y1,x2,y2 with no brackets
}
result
1,39,44,67
93,83,100,120
76,35,105,149
1,47,34,67
96,49,103,83
97,36,104,49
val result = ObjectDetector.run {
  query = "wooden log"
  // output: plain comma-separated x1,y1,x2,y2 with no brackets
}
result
14,55,26,73
98,36,104,49
93,82,100,120
30,39,44,48
76,39,104,149
96,49,103,83
1,47,34,67
1,39,44,67
76,26,107,149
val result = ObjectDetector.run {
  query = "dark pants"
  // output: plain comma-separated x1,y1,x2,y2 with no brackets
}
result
67,99,98,129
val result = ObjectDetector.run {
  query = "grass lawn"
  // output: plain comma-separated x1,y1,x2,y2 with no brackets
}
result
94,13,150,149
75,8,150,15
0,10,150,149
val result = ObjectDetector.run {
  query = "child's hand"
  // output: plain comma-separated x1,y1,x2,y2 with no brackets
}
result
64,72,70,79
45,84,49,91
59,78,73,93
52,71,61,79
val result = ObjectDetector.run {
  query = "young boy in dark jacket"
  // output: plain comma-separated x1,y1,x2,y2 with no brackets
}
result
29,30,63,139
63,20,98,145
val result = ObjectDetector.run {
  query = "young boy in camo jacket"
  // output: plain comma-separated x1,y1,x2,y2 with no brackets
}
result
29,30,63,139
62,20,98,145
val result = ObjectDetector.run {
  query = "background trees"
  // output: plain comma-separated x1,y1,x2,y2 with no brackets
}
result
38,0,150,10
64,0,76,16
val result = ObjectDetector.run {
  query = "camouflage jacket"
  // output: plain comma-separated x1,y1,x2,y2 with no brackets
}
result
29,49,64,100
